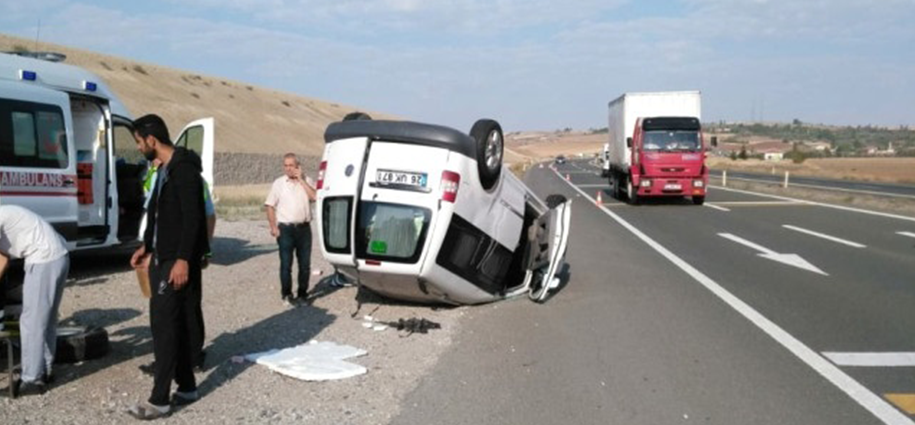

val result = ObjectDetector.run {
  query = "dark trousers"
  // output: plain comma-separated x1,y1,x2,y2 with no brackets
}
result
277,223,312,298
148,259,201,406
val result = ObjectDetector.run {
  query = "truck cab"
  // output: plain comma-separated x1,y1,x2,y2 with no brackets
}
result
627,117,709,204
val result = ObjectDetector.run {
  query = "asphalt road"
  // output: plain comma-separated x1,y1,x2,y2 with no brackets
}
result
390,159,915,425
709,169,915,199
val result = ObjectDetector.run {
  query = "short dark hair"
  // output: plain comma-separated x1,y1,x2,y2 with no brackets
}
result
133,114,172,146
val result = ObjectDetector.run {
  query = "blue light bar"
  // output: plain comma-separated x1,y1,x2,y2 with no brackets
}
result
19,70,37,81
83,81,98,92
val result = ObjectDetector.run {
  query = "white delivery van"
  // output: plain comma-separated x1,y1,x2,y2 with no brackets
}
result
316,114,571,305
0,52,214,252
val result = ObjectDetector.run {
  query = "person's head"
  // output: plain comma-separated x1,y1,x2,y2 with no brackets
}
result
282,153,299,178
133,114,172,161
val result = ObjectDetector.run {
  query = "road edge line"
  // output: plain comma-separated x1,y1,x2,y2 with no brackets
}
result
551,168,912,425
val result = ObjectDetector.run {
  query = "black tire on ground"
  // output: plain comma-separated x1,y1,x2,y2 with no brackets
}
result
626,177,640,205
342,112,372,121
692,196,705,205
545,194,568,209
611,173,622,200
470,119,504,191
55,326,109,364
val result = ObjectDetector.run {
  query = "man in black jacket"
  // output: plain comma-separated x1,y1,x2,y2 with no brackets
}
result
128,114,209,420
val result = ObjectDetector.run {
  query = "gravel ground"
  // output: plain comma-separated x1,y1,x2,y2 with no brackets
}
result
1,219,467,424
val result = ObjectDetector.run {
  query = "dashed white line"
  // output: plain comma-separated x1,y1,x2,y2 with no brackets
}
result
554,169,912,425
824,352,915,367
704,204,731,212
783,225,867,248
898,231,915,239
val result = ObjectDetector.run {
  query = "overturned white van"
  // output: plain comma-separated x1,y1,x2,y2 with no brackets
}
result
316,115,571,305
0,52,214,252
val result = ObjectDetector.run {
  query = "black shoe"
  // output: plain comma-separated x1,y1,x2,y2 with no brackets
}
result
282,295,295,307
171,390,199,406
15,379,48,397
193,351,206,373
139,362,156,376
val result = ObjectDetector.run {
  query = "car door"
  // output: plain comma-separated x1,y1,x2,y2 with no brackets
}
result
528,198,572,301
174,118,215,189
316,135,369,267
0,82,78,243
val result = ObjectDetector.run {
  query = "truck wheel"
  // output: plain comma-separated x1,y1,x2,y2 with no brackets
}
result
55,326,109,364
626,178,639,205
545,194,568,209
470,119,503,191
692,196,705,205
611,173,623,200
342,112,372,121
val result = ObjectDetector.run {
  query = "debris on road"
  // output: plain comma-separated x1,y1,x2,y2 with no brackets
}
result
244,340,367,381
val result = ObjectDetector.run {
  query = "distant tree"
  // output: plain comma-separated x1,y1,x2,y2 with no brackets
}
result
792,118,802,126
730,151,738,161
738,146,748,160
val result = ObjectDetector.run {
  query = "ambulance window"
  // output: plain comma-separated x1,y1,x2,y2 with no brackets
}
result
1,104,67,169
176,125,204,156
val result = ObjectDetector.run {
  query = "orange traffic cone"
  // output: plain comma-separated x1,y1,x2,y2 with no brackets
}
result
596,191,603,204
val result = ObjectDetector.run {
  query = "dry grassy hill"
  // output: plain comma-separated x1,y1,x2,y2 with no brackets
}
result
1,34,395,156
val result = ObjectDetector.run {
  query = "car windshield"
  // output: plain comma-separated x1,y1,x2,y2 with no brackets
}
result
357,202,431,263
643,130,700,152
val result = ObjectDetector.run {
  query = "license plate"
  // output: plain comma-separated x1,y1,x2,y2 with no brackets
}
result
375,169,428,188
664,183,682,190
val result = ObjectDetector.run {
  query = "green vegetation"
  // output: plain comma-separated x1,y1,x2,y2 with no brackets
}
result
707,121,915,157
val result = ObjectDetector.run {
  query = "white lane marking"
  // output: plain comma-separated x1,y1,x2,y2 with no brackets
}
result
718,233,827,275
704,204,731,212
783,225,867,248
719,176,915,200
577,184,611,188
711,185,915,223
551,169,912,425
898,232,915,239
712,201,802,206
824,352,915,367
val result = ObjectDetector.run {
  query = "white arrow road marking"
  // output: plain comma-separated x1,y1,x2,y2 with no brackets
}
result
718,233,828,275
823,352,915,367
704,204,731,212
898,231,915,239
783,225,866,248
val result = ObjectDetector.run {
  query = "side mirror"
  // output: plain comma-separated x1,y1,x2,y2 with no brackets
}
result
711,136,718,148
626,137,633,148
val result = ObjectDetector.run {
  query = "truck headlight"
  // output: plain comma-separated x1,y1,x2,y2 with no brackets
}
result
640,179,652,188
693,180,704,188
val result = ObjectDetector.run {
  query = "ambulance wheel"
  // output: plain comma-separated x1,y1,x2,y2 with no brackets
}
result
692,196,705,205
471,119,503,191
545,194,568,209
55,326,109,364
343,112,372,121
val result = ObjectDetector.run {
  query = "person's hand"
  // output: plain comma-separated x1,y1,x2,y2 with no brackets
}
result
270,226,280,238
293,165,302,180
130,246,148,269
169,259,190,290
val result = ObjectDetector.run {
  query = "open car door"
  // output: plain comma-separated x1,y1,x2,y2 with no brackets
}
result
174,118,215,190
529,198,571,301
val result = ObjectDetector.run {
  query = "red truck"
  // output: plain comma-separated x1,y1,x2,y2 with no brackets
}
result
605,91,716,205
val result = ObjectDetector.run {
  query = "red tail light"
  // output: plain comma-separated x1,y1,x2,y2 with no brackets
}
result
316,161,327,190
441,171,460,203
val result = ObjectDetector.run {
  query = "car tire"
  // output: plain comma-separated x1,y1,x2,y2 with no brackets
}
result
545,194,568,209
692,196,705,205
470,119,504,191
55,326,109,364
343,112,372,121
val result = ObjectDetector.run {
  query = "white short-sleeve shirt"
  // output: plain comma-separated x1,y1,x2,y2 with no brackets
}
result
264,176,314,224
0,205,68,265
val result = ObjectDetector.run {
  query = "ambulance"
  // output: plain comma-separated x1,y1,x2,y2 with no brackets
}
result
0,51,214,252
316,114,571,305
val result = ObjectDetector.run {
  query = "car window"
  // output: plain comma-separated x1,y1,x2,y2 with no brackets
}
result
357,202,430,263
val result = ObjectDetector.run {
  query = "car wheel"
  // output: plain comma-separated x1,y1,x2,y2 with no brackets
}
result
692,196,705,205
470,119,503,191
343,112,372,121
55,326,109,364
545,194,568,209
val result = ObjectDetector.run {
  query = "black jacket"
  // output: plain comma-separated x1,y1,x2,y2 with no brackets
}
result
143,147,209,264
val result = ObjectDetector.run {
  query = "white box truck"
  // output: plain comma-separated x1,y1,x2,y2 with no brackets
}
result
606,91,715,205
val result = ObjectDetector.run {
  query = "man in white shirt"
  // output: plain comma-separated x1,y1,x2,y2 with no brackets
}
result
0,205,70,396
265,153,317,305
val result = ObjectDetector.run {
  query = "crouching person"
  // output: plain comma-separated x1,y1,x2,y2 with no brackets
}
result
0,205,70,397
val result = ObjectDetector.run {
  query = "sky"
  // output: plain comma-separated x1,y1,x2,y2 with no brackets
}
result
1,0,913,131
